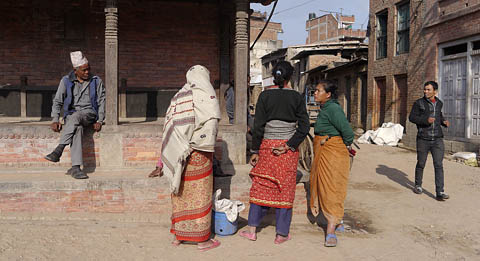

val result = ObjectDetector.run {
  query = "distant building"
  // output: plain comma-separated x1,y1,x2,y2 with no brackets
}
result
368,0,480,152
261,41,367,124
249,11,283,113
305,13,367,44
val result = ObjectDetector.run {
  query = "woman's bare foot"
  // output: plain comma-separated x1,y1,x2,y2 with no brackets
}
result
197,239,221,251
274,234,291,244
148,167,163,178
172,235,182,246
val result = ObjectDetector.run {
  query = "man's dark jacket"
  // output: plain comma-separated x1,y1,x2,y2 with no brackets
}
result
409,96,447,140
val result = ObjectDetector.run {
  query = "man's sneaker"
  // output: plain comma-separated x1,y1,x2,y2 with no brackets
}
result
44,151,61,163
70,168,88,179
436,192,450,201
413,186,423,194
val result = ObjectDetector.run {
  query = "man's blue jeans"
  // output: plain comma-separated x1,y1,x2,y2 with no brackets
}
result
415,137,445,194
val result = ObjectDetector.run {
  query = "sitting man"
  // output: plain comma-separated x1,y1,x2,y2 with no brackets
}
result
45,51,106,179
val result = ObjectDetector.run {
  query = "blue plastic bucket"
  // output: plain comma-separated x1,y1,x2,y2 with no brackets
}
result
213,210,238,236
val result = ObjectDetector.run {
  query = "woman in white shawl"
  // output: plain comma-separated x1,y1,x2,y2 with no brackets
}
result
161,65,221,251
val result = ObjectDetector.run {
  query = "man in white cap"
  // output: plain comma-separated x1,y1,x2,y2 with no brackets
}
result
45,51,106,179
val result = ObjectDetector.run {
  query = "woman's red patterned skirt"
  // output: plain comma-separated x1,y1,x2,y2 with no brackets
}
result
249,139,299,209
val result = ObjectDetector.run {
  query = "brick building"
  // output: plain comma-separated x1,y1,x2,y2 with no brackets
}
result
260,41,367,124
0,0,274,169
249,11,283,112
290,42,368,125
368,0,480,152
306,13,367,44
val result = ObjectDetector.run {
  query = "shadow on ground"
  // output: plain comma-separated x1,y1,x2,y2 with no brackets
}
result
376,164,435,199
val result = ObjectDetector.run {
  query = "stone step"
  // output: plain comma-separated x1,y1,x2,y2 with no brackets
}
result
0,165,311,217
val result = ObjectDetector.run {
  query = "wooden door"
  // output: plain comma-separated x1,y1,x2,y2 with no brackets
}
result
374,77,387,128
441,58,466,137
394,75,408,129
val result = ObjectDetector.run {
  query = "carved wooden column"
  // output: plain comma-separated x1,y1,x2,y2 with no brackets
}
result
105,0,118,125
234,0,249,127
219,1,231,124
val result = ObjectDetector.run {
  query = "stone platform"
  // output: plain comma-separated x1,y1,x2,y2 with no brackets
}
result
0,165,311,216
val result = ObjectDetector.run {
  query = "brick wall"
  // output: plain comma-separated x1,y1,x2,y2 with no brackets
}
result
0,0,223,90
368,0,427,135
368,0,480,150
250,20,282,42
438,0,479,16
0,130,99,168
0,124,229,169
0,177,310,215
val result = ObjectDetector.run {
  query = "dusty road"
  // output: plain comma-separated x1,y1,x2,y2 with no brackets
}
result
0,144,479,260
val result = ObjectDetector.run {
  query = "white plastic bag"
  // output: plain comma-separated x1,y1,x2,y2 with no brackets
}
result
213,189,245,222
452,152,476,160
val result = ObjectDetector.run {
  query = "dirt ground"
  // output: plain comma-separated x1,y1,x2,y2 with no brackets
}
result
1,144,479,260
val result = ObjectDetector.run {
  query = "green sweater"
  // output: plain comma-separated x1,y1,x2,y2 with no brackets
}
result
314,99,354,146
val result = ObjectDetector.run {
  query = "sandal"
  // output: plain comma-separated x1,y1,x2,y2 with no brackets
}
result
335,224,345,233
325,233,337,247
198,239,221,252
239,230,257,241
274,234,291,244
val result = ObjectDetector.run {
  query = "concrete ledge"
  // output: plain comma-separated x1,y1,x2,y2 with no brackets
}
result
0,122,249,168
0,165,311,216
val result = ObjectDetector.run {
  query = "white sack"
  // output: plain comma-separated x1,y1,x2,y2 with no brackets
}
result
357,122,404,146
452,152,476,160
213,189,245,222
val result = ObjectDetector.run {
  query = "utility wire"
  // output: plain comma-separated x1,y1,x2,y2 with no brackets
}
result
274,0,321,15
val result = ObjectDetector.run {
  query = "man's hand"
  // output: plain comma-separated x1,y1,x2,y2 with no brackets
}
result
443,120,450,127
50,122,62,132
93,122,102,132
428,117,435,124
249,154,259,166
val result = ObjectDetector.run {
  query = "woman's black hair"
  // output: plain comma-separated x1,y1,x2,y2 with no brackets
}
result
272,61,294,88
317,79,338,99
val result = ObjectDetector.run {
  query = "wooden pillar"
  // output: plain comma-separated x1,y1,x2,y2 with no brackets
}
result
119,78,127,119
105,0,118,125
20,76,27,118
219,1,230,124
234,0,249,127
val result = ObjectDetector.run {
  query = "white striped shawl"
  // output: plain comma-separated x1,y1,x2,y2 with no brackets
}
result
161,65,221,194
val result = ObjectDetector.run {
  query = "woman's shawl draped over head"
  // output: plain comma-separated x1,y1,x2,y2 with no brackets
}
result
161,65,221,194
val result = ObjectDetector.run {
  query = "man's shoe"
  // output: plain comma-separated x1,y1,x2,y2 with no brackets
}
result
71,168,88,179
413,186,423,194
66,167,74,176
436,192,450,201
44,151,61,163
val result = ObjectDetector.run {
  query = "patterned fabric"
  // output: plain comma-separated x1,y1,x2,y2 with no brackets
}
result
171,150,213,242
309,136,350,225
249,139,299,208
161,65,220,194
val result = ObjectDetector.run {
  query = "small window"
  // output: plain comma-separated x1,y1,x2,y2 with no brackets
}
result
443,43,467,56
376,10,388,59
473,40,480,51
396,2,410,54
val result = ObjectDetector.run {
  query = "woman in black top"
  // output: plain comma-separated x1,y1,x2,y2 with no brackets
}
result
239,61,309,244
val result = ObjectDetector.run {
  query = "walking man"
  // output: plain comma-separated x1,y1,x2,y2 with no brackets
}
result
409,81,450,201
44,51,106,179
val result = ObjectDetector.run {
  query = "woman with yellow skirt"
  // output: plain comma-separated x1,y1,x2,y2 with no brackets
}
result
310,80,355,247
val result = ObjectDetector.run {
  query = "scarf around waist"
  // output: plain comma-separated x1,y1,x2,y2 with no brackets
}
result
263,120,296,140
